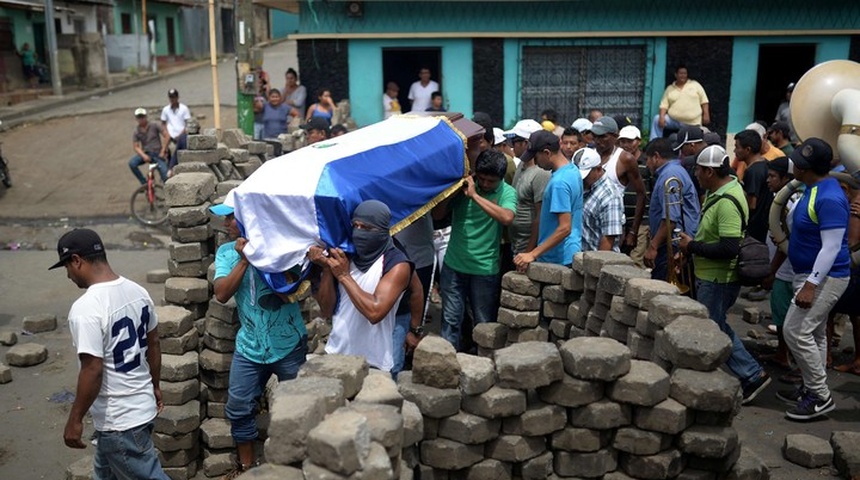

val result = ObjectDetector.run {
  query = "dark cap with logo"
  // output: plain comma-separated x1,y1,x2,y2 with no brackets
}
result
520,130,560,163
789,138,832,171
49,228,105,270
168,88,179,97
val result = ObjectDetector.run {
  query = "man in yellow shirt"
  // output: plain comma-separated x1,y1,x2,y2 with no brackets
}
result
650,65,710,140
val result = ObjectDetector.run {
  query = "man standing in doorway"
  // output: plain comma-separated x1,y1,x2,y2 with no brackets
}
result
161,88,191,174
408,66,440,113
650,65,710,140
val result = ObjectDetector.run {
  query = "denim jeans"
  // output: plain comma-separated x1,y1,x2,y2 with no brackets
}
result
225,339,307,443
440,263,500,352
128,152,168,185
93,421,169,480
649,114,686,140
695,279,763,387
168,133,187,170
391,265,433,377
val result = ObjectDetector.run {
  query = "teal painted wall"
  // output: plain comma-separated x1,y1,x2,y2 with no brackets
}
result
114,0,183,56
348,38,472,127
271,10,299,38
0,8,40,51
727,36,851,133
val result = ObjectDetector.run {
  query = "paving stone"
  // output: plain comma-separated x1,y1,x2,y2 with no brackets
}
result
602,316,631,344
613,427,670,455
207,401,227,418
627,330,655,360
831,431,860,480
670,368,741,412
679,425,739,459
22,313,57,333
299,354,369,399
346,403,404,456
161,326,199,355
519,451,553,480
506,325,548,344
162,461,198,480
563,271,585,297
582,250,635,278
634,398,692,434
164,277,210,304
501,271,541,296
207,297,238,323
155,400,201,435
598,264,650,296
438,411,500,445
397,371,460,418
686,445,741,473
497,307,540,328
0,329,17,346
161,379,199,406
353,370,403,408
550,427,609,452
153,431,197,452
537,372,603,407
585,311,604,334
603,472,638,480
423,416,440,441
171,223,211,243
187,134,218,150
5,343,47,367
66,455,93,480
542,301,568,319
500,290,541,311
571,252,586,273
543,285,576,304
727,446,770,480
625,278,680,309
567,302,585,328
202,384,229,403
609,295,641,326
456,353,495,395
165,172,216,207
0,363,11,384
656,315,731,371
200,417,234,449
648,294,710,330
413,335,461,389
451,458,512,480
621,449,684,479
526,262,569,284
607,359,670,406
274,376,345,414
201,451,233,478
559,337,630,381
172,161,211,175
205,316,239,340
159,442,200,467
783,433,833,468
265,392,328,465
553,449,618,478
461,386,526,419
198,348,232,373
420,438,484,470
401,400,424,447
161,351,199,382
585,273,599,291
472,322,509,349
176,148,225,165
494,341,563,389
694,408,738,427
167,256,212,278
485,435,546,462
549,319,572,339
676,469,718,480
307,410,371,476
168,241,208,263
502,402,566,436
568,398,631,429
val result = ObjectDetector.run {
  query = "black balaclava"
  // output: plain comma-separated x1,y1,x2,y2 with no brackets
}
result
351,200,393,272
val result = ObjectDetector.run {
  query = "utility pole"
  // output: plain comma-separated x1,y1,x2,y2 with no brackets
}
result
234,0,256,135
43,0,62,96
208,0,220,129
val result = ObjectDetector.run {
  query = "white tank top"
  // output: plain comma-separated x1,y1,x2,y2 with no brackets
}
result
604,147,625,190
325,255,403,372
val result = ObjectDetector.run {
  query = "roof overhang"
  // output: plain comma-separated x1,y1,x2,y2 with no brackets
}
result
253,0,299,13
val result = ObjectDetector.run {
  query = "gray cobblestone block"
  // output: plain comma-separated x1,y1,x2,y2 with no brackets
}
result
275,376,345,414
145,269,171,285
542,301,568,319
657,316,731,371
569,325,587,338
167,256,212,278
501,271,542,296
686,446,741,473
22,313,57,333
679,425,739,459
201,451,233,478
161,351,199,382
397,371,460,418
554,449,618,478
169,242,208,263
171,223,211,243
609,296,641,327
164,277,210,305
153,431,197,452
199,348,232,373
307,410,371,476
207,297,238,324
507,325,548,344
567,302,585,328
420,438,484,471
585,312,604,335
456,353,495,396
161,326,199,355
497,307,539,328
235,158,262,177
216,179,242,198
299,354,369,399
165,172,216,206
200,417,234,449
495,341,563,390
598,264,650,296
500,290,541,311
634,398,692,434
160,447,199,473
247,141,268,154
648,294,710,330
502,402,566,436
579,294,594,316
526,262,569,284
423,417,439,440
613,427,671,455
595,289,615,308
607,359,670,406
783,433,832,468
831,431,860,480
476,346,495,359
0,363,11,383
473,322,508,350
0,329,18,346
201,368,230,389
694,409,737,429
603,316,631,344
161,379,199,406
537,373,603,407
670,368,741,412
5,343,48,367
155,400,201,435
438,411,500,445
559,269,579,293
560,337,631,381
66,455,93,480
156,305,195,338
229,148,250,163
542,285,575,304
627,330,654,360
346,403,404,456
727,446,770,480
621,449,684,479
401,400,424,447
603,472,638,480
461,386,526,419
199,333,231,353
353,370,404,409
549,319,572,339
163,462,198,480
582,250,635,277
205,317,239,340
584,273,599,291
187,134,218,150
201,383,229,403
519,451,553,480
625,278,680,309
207,401,226,418
572,252,585,273
637,309,658,337
413,335,461,389
451,458,512,480
550,427,609,452
266,393,327,465
221,129,250,148
486,435,546,463
676,469,717,480
172,161,210,175
569,399,631,429
176,148,221,165
363,442,395,479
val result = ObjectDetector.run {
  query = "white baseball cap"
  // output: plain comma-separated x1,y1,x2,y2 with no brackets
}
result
571,118,593,133
504,119,542,140
618,125,641,140
134,107,147,117
573,147,601,177
493,127,506,146
744,122,766,138
696,145,729,168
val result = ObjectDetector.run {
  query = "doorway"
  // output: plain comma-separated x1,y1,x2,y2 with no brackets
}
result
165,18,176,55
221,8,235,54
754,44,815,122
382,48,441,113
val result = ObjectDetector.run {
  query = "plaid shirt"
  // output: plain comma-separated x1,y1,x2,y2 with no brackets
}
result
582,175,625,251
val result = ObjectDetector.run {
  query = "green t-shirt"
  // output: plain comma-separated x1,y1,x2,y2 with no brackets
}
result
445,182,517,275
693,178,748,283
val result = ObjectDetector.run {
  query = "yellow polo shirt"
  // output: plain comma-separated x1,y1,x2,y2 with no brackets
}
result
660,80,709,125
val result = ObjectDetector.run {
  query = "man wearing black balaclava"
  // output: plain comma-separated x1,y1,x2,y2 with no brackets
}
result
309,200,425,373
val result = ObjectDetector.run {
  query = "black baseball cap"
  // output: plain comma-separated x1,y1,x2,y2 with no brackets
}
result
768,121,791,136
49,228,105,270
520,130,560,163
673,126,704,151
168,88,179,97
789,138,832,171
301,117,330,133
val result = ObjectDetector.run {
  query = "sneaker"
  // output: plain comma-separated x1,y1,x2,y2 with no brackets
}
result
786,391,835,421
741,372,772,405
776,385,806,406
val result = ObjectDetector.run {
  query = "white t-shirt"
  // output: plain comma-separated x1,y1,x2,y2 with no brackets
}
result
69,276,158,432
407,80,439,113
383,94,401,119
161,103,191,139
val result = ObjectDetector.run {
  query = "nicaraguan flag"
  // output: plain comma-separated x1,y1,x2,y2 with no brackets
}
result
229,115,468,293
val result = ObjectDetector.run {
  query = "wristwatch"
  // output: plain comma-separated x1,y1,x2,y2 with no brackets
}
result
410,325,425,336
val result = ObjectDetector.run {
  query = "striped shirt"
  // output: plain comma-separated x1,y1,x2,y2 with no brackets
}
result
582,175,625,252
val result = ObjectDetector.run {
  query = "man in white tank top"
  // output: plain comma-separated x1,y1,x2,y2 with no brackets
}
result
52,229,169,480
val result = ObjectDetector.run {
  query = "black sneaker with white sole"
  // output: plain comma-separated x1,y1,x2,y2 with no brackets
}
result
741,372,772,405
785,391,835,421
776,386,806,406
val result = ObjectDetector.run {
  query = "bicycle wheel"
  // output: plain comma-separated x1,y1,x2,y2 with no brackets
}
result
130,184,168,226
0,158,10,188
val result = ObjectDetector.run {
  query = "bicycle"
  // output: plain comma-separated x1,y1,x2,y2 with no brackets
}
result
130,163,168,225
0,142,11,190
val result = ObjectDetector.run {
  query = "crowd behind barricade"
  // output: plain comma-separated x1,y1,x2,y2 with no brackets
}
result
76,64,859,479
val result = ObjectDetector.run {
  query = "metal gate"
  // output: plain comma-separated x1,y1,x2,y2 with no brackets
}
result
521,46,646,126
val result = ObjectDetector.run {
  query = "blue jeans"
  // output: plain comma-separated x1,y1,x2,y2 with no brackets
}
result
440,263,500,352
650,114,686,140
168,133,188,170
225,339,307,443
129,152,168,185
391,265,433,377
93,421,169,480
695,279,763,387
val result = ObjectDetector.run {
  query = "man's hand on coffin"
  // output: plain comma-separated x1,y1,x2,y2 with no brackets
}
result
307,245,330,268
326,248,351,280
462,175,477,199
234,237,248,260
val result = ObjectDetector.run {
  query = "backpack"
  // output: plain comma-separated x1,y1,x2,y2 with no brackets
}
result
702,194,771,286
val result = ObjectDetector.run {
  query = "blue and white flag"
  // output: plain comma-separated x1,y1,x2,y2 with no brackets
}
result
229,115,468,292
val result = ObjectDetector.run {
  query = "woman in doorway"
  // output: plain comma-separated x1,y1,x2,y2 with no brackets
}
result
283,68,307,120
18,43,38,89
306,88,336,125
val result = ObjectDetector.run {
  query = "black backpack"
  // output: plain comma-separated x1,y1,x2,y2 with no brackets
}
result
701,194,771,286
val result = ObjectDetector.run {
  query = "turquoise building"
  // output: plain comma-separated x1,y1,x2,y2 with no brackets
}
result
287,0,860,134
